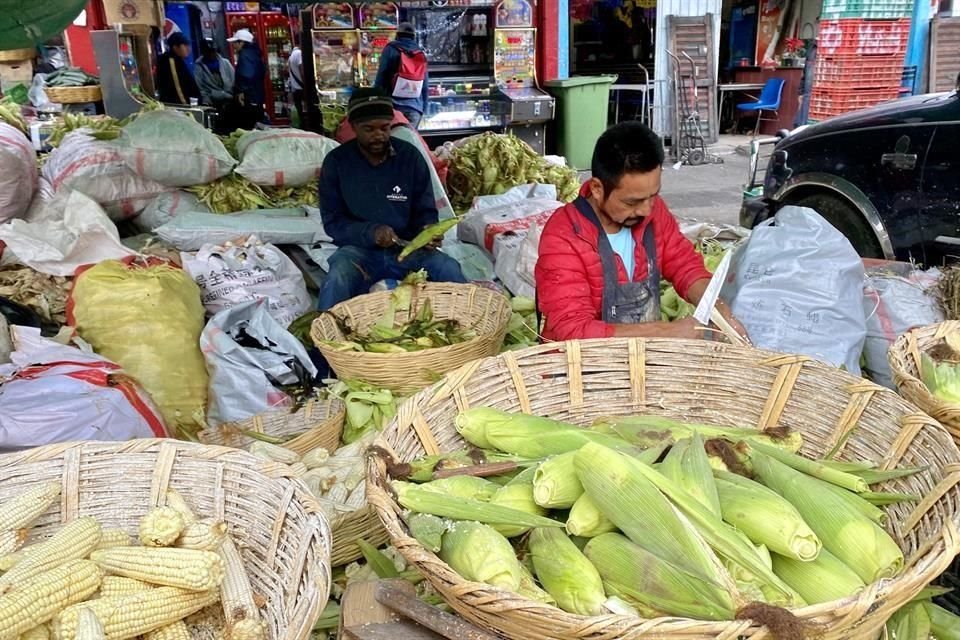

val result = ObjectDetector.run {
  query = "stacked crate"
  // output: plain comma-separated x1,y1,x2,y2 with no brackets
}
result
808,0,912,122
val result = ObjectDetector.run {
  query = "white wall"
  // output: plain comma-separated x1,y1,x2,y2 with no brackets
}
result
653,0,723,139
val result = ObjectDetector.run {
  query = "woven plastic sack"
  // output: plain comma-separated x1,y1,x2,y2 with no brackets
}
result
42,131,168,220
0,123,37,223
235,129,338,187
155,207,329,251
133,190,209,233
68,258,208,440
114,110,236,187
722,206,867,374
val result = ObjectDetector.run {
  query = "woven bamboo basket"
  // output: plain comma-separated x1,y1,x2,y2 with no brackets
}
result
367,338,960,640
890,321,960,442
0,439,331,640
45,84,103,104
328,499,390,567
0,48,34,62
311,282,511,393
198,398,346,456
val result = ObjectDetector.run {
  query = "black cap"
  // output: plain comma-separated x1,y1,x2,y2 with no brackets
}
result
397,22,415,37
167,32,190,48
347,88,394,124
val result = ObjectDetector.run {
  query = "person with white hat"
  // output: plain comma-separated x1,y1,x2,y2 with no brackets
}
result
228,28,267,128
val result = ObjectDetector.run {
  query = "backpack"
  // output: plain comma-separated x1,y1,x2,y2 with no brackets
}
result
391,47,428,100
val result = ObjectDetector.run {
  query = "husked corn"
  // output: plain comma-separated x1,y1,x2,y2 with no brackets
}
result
248,442,299,465
90,548,224,592
93,530,133,551
219,537,266,640
301,448,330,469
0,517,102,594
176,519,227,552
74,609,104,640
0,529,26,556
164,491,198,525
287,462,308,478
144,620,191,640
19,625,50,640
99,576,152,599
0,483,60,533
139,508,186,548
0,560,102,640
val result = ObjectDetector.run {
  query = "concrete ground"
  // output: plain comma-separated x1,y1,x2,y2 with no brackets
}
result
659,134,754,227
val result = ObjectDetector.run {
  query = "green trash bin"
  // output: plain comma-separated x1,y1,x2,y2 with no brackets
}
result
544,75,617,171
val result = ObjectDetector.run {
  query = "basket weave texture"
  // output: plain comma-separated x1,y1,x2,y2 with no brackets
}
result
0,439,332,640
368,338,960,640
311,282,512,394
0,48,34,62
198,398,345,456
890,320,960,441
45,85,102,104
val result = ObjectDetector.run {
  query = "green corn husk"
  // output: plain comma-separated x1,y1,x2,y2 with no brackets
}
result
566,493,617,537
439,521,522,591
591,415,804,453
815,479,889,526
886,601,931,640
405,449,539,483
746,441,868,492
924,601,960,640
517,561,556,605
533,452,584,509
528,527,607,616
584,532,736,620
406,513,448,552
752,453,904,583
714,470,821,561
417,476,499,502
851,467,926,486
393,481,563,529
572,443,740,610
659,434,721,517
861,491,919,506
770,548,865,604
489,466,547,538
455,408,636,457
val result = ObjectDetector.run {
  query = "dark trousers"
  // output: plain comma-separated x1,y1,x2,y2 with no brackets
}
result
397,107,422,130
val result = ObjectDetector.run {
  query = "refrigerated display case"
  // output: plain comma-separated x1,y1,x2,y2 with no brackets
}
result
358,3,398,86
163,3,204,68
225,9,293,124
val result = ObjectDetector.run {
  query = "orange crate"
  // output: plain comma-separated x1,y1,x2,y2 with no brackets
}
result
817,18,911,56
814,54,905,89
809,86,899,119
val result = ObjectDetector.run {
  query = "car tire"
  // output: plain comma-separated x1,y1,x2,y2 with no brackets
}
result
787,193,884,258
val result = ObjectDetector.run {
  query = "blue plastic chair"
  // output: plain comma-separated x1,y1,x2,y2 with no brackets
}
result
736,78,786,136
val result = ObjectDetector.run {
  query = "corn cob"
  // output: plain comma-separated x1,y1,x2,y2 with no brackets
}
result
533,452,584,509
418,476,499,501
248,442,300,465
326,484,349,504
287,462,308,478
406,513,447,553
517,562,556,605
566,494,616,538
74,610,104,640
301,447,330,469
439,521,522,591
346,483,366,510
54,587,219,640
659,433,721,517
392,481,563,529
528,528,606,616
93,530,133,551
770,547,865,604
0,552,20,572
0,529,26,556
19,625,50,640
489,466,545,537
816,479,888,525
0,517,102,594
0,483,61,533
219,537,266,640
747,441,868,492
0,560,102,640
139,508,186,547
163,491,197,525
144,620,191,640
90,548,224,592
176,519,227,552
99,576,153,599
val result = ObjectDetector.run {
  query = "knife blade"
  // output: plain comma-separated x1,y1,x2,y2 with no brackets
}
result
693,250,733,326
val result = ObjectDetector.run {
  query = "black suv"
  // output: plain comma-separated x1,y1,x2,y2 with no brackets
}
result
741,78,960,266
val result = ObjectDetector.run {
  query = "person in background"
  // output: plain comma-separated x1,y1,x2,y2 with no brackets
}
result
287,44,305,122
374,22,429,129
535,121,746,341
194,40,235,107
228,28,267,128
316,89,466,310
795,25,818,127
156,33,201,106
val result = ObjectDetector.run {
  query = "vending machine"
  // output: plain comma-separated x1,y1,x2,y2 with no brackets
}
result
357,3,398,86
311,3,360,105
493,0,553,153
225,6,293,124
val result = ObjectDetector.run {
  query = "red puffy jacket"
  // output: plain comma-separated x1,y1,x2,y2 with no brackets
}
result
535,185,711,341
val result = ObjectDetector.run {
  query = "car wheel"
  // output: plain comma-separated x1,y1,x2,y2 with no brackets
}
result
787,193,884,258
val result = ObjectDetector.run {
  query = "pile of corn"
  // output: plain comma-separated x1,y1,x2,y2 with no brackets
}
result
391,409,960,635
0,484,266,640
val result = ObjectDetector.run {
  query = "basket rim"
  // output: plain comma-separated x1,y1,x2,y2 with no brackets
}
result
366,337,960,639
889,321,960,426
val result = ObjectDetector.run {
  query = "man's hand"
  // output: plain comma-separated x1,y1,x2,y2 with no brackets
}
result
374,225,400,248
424,231,443,251
714,301,749,342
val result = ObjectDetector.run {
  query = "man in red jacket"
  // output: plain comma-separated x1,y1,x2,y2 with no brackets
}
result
535,122,745,341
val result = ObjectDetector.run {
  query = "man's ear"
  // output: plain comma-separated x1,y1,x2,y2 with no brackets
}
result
588,177,605,203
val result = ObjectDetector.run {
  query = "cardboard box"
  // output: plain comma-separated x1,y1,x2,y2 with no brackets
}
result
103,0,162,27
0,61,33,95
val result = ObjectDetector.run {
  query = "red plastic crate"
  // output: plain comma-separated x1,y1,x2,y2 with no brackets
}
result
817,18,911,56
813,54,905,89
809,87,899,119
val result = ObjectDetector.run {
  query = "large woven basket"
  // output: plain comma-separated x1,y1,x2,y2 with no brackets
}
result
890,320,960,441
311,282,511,393
0,48,34,62
198,398,346,456
0,439,332,640
328,500,389,567
45,84,102,104
367,339,960,640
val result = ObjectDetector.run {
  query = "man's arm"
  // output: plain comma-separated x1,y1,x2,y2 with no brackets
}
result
682,278,748,340
319,157,380,248
374,44,398,91
408,153,439,232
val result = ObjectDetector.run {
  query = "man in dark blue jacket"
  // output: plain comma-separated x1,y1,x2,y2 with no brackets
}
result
228,28,267,127
317,90,466,310
374,23,429,129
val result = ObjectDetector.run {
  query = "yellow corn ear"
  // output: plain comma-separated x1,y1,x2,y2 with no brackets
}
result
176,519,227,552
0,551,21,572
144,621,191,640
90,548,224,592
163,491,197,525
0,560,102,640
54,587,219,640
301,447,330,469
98,576,152,599
287,462,308,478
219,537,266,640
0,483,61,533
74,610,104,640
139,508,186,548
248,442,300,465
0,529,27,556
93,530,133,551
0,517,102,594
